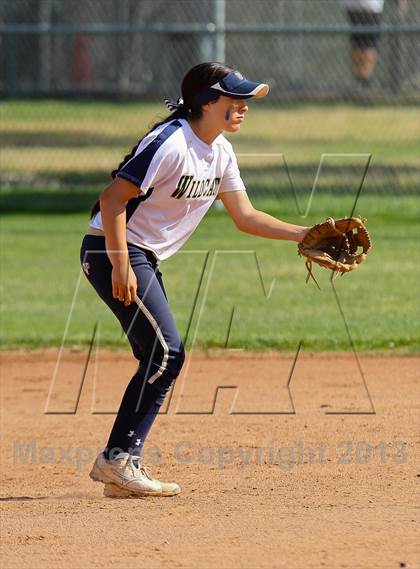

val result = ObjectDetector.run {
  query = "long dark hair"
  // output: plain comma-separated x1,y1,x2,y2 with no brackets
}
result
89,62,234,218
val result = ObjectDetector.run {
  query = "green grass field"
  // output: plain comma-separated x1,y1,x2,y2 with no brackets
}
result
1,101,419,214
1,195,418,352
1,101,419,352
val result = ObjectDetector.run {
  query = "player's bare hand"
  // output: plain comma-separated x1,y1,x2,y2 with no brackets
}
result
111,262,137,306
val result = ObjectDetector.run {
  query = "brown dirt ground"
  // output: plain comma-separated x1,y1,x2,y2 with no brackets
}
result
1,350,419,569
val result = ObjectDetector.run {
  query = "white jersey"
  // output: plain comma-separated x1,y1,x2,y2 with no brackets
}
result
340,0,384,13
90,118,245,260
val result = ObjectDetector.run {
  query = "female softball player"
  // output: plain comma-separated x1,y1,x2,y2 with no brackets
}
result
80,62,309,498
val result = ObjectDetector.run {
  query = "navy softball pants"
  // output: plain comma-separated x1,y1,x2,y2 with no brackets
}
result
80,235,185,458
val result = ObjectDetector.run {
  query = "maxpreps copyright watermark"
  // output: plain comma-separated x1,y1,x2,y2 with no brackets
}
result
12,439,408,470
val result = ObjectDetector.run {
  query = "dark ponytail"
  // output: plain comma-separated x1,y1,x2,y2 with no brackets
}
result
89,62,234,219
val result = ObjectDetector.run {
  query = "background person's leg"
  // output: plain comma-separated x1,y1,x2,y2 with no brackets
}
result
347,9,382,83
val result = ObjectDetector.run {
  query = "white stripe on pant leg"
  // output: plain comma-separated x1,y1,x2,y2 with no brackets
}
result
134,296,169,384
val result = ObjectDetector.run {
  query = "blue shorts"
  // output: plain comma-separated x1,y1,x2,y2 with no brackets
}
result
348,10,382,49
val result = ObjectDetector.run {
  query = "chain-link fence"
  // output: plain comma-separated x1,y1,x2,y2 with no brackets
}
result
1,0,419,99
0,0,419,210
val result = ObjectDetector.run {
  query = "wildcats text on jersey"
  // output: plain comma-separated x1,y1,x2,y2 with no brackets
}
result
171,175,221,200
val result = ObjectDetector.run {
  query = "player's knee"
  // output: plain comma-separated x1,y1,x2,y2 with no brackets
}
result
169,343,185,377
149,342,185,395
153,339,185,377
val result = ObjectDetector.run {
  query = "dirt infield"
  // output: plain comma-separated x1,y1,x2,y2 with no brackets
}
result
1,350,419,569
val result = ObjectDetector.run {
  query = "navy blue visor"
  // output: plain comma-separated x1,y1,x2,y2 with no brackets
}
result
209,71,269,99
191,71,269,106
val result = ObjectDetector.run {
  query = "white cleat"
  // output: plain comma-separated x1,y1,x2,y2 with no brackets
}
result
89,451,181,498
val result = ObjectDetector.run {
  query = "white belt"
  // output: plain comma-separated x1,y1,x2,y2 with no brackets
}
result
86,227,105,237
85,228,160,264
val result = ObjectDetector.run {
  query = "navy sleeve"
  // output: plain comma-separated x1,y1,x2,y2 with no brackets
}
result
116,120,182,189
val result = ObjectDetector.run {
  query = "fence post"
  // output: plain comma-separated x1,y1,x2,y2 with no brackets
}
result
116,0,131,94
38,0,53,93
213,0,226,63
